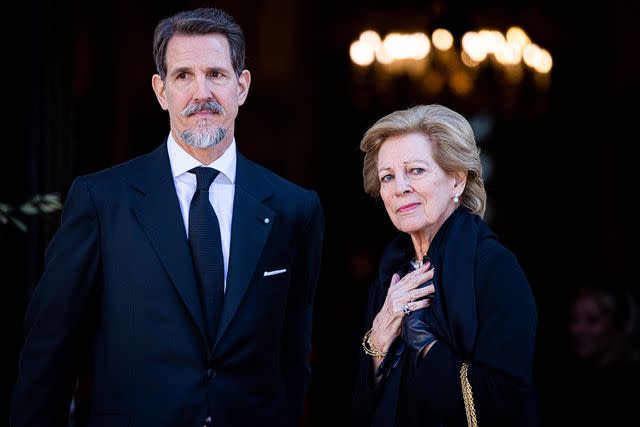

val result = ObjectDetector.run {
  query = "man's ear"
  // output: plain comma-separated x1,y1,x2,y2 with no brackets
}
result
151,74,168,110
237,69,251,106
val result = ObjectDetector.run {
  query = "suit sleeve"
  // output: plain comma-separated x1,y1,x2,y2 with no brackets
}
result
410,247,538,426
11,176,102,427
280,189,324,426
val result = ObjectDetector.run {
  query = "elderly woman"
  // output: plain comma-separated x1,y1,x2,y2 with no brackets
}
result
352,104,537,427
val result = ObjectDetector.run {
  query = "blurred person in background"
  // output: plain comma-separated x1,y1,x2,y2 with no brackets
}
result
351,104,537,427
569,285,639,367
553,285,640,426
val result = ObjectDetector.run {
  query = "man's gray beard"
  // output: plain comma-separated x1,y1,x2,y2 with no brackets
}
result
181,123,227,149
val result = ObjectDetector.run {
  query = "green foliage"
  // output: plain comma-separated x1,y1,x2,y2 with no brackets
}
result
0,193,63,232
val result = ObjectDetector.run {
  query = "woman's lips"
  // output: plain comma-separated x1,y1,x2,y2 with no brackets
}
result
397,203,420,213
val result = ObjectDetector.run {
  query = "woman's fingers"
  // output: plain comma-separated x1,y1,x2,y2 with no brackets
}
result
409,283,435,301
398,298,431,316
389,273,401,288
386,263,436,317
410,299,430,311
394,265,434,293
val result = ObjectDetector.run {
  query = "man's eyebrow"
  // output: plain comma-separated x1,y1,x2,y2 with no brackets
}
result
169,67,191,76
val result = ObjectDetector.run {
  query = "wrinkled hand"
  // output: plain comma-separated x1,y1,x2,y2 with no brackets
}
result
401,266,437,363
369,263,435,353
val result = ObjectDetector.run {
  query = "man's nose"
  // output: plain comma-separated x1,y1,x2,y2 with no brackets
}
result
193,75,213,101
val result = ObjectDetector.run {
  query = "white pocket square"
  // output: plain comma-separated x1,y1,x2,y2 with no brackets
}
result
263,268,287,277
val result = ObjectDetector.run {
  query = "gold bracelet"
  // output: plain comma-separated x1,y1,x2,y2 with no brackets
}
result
362,328,387,358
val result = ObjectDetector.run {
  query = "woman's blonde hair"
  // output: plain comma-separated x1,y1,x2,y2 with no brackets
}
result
360,104,486,217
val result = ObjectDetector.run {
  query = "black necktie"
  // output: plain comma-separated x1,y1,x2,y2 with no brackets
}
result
189,167,224,346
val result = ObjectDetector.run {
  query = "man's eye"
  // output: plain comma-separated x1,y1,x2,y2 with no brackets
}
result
209,71,221,78
176,73,188,80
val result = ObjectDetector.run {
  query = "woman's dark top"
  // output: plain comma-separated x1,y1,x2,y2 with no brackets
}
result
352,208,538,427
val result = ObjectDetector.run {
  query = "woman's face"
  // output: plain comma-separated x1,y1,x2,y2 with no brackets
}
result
377,132,464,235
569,294,616,360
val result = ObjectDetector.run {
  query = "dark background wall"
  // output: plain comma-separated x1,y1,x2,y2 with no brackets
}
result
4,0,638,425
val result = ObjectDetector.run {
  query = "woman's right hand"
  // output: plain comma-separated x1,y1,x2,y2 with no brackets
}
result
369,262,435,353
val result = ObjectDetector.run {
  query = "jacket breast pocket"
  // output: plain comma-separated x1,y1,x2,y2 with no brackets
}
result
260,268,290,295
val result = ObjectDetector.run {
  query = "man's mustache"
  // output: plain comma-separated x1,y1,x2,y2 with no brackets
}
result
181,100,225,116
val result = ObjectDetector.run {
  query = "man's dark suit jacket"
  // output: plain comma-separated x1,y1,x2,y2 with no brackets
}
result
11,142,324,427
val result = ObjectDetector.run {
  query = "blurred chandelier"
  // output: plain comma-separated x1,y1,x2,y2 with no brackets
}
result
349,26,552,97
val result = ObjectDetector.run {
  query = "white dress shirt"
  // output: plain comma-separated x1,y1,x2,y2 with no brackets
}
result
167,134,236,290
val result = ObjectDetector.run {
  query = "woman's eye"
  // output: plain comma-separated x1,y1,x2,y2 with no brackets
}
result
410,168,425,174
380,174,394,183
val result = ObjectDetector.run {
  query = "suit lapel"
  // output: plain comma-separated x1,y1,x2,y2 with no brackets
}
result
214,154,274,348
128,143,208,346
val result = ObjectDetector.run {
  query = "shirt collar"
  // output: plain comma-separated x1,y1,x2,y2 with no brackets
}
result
167,133,237,184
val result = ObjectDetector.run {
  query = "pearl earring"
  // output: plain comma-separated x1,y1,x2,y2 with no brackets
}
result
453,195,459,204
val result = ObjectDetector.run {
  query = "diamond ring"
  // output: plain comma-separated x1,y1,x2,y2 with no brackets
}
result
402,303,412,315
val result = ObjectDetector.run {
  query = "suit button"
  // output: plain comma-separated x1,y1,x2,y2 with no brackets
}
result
206,368,216,380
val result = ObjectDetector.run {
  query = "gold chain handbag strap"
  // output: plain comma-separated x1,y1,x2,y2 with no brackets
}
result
460,362,478,427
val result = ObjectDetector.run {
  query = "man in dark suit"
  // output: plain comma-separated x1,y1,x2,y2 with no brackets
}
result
11,8,324,427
